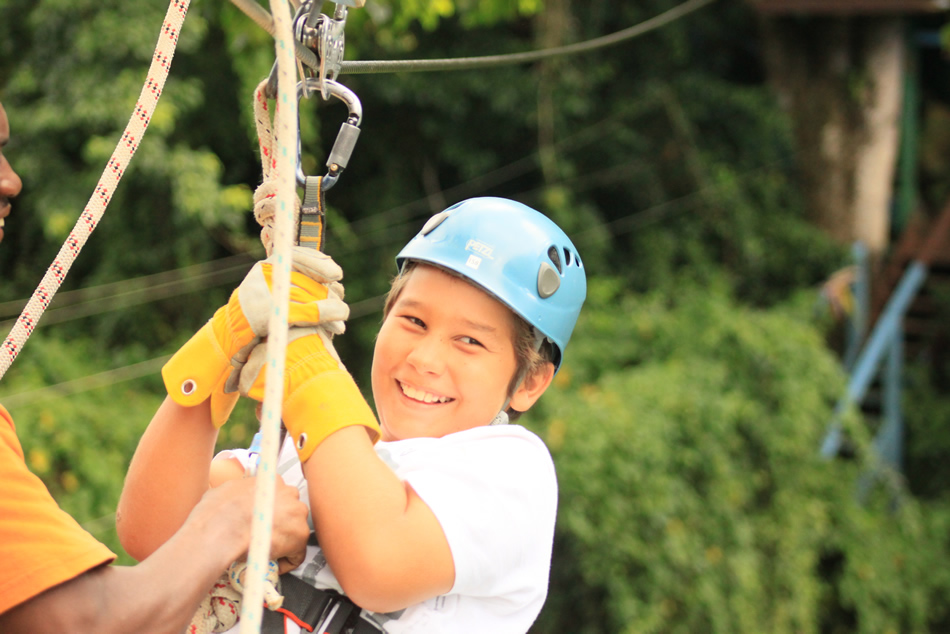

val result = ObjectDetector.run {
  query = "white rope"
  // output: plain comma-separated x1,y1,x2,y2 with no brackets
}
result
238,0,298,631
0,0,190,380
251,77,302,258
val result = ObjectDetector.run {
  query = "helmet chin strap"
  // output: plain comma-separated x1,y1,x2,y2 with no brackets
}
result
489,328,548,426
489,410,510,426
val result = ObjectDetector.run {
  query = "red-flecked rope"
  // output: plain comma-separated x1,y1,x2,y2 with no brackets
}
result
252,77,302,256
188,560,282,634
0,0,190,380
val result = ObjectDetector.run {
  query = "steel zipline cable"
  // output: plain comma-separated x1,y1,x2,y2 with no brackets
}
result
227,0,721,76
341,0,720,74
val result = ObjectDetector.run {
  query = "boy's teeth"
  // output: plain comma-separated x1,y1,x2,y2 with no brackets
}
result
401,382,451,403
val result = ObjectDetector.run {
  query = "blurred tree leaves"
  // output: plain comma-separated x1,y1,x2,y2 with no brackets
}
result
528,278,950,633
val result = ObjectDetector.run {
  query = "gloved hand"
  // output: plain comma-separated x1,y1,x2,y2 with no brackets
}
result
239,327,380,462
162,247,349,427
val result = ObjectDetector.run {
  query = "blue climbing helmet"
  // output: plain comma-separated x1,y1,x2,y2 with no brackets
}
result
396,197,587,374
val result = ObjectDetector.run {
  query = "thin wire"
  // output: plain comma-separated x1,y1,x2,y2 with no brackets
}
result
0,152,796,335
340,0,719,74
0,356,170,410
0,254,253,318
0,295,387,410
230,0,718,76
344,109,640,237
0,259,253,333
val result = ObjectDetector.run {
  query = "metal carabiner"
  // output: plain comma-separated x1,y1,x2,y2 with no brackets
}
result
295,77,362,190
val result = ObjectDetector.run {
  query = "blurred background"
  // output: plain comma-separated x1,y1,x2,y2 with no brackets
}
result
3,0,950,631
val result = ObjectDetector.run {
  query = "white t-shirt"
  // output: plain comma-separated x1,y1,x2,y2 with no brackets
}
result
220,424,558,633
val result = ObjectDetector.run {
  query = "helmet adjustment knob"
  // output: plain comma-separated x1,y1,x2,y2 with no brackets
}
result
538,262,561,298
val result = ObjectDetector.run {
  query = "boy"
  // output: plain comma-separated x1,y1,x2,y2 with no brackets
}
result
118,197,586,633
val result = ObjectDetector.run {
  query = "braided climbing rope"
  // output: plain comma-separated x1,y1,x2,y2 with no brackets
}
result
237,0,298,630
0,0,190,380
188,560,282,634
251,78,302,258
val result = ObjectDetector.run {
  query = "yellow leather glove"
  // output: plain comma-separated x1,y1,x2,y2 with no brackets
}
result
239,327,380,462
162,248,348,428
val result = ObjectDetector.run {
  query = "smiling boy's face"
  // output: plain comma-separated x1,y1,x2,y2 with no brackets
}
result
372,264,529,442
0,103,23,245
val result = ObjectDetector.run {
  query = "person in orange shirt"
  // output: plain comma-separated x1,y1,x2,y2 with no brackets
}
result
0,99,312,633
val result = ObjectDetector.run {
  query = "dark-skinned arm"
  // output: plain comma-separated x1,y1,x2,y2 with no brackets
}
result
0,476,309,634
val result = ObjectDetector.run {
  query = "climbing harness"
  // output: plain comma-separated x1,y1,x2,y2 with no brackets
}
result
260,574,382,634
189,560,283,634
193,568,381,634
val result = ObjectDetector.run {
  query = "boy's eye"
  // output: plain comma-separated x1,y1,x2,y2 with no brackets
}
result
401,315,425,329
459,336,484,348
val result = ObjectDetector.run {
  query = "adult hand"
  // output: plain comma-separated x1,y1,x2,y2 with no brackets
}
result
193,477,310,568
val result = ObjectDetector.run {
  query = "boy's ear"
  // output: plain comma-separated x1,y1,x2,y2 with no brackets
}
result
508,361,556,414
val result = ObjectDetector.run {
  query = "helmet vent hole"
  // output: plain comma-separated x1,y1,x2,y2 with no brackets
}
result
565,248,582,268
547,246,562,273
563,247,573,267
421,210,451,236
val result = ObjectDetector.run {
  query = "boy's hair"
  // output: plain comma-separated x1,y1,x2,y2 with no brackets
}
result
382,261,554,421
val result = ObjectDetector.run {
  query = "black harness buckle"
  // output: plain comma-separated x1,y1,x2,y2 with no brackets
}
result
260,573,381,634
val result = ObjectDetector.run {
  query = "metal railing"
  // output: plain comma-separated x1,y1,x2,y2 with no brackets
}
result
820,243,922,474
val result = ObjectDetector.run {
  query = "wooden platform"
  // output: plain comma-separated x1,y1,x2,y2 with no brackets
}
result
871,202,950,361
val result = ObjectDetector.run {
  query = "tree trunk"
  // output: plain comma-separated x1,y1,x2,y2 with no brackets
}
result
536,0,572,184
758,15,905,271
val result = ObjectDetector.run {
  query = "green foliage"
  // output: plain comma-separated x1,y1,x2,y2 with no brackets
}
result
369,0,542,31
527,280,950,633
0,333,164,562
